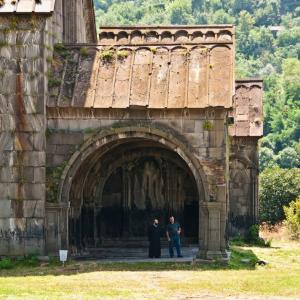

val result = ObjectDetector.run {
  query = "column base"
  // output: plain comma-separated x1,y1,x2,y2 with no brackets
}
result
196,249,230,262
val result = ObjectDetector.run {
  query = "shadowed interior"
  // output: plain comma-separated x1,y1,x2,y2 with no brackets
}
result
68,139,200,249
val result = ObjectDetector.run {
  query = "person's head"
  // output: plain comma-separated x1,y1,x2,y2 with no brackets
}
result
153,219,159,225
169,216,175,224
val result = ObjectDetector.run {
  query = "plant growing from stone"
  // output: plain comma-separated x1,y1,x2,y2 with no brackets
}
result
54,43,69,59
117,50,129,60
48,70,61,88
46,161,68,203
199,47,209,55
100,49,115,63
150,48,157,54
80,47,89,58
10,16,18,30
203,120,213,131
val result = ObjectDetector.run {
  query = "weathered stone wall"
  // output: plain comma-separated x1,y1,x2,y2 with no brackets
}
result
0,0,96,256
45,107,228,256
229,137,259,235
46,108,227,186
62,0,97,43
0,16,49,255
228,80,262,236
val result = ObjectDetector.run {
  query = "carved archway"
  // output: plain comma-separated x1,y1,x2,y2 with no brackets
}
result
58,125,210,250
59,126,209,204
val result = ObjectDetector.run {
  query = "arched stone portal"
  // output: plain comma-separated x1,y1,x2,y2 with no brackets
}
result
58,126,209,253
70,141,201,248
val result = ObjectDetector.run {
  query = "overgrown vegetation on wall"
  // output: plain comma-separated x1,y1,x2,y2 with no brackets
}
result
46,161,68,203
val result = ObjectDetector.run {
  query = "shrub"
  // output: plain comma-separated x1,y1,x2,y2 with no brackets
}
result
245,224,271,247
20,253,39,267
259,168,300,224
284,196,300,239
0,258,13,270
230,225,271,247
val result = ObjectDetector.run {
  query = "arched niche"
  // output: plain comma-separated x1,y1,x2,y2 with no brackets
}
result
58,126,210,250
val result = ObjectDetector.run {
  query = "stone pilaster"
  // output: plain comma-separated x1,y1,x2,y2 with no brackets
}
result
197,185,228,260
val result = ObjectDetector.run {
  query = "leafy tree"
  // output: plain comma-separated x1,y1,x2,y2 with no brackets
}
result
210,9,235,24
259,168,300,224
284,196,300,238
254,1,281,26
276,147,300,168
192,0,204,12
232,0,256,14
259,147,278,171
277,27,300,47
98,2,143,25
168,0,194,25
282,58,300,102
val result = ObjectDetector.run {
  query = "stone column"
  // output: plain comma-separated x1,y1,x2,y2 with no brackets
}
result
197,185,228,260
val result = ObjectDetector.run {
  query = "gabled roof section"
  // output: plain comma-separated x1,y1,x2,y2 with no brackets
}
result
0,0,55,13
48,25,235,109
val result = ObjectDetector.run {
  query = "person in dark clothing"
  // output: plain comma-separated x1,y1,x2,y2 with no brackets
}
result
166,216,183,258
148,219,161,258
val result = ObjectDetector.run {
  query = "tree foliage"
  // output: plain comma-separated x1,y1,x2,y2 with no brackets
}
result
259,168,300,224
284,196,300,239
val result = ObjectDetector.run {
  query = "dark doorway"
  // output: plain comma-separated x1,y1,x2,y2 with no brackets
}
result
69,140,199,250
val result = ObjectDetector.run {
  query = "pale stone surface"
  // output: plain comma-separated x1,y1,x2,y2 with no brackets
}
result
0,201,12,218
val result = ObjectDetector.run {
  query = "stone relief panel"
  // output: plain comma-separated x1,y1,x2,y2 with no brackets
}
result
229,159,255,234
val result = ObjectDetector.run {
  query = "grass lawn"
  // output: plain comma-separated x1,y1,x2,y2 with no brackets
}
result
0,239,300,299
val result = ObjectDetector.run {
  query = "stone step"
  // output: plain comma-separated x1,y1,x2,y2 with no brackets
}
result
90,238,197,248
73,246,199,259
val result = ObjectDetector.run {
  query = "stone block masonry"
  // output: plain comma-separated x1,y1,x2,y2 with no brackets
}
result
0,16,49,255
0,0,97,256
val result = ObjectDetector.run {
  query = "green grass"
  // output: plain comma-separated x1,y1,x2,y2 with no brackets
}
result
0,240,299,299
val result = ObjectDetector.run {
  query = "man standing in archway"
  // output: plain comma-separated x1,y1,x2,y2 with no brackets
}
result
148,219,161,258
166,216,183,258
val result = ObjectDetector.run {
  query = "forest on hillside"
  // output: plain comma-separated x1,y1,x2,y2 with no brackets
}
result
93,0,300,170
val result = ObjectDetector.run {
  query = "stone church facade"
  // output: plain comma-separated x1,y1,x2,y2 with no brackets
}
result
0,0,263,259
